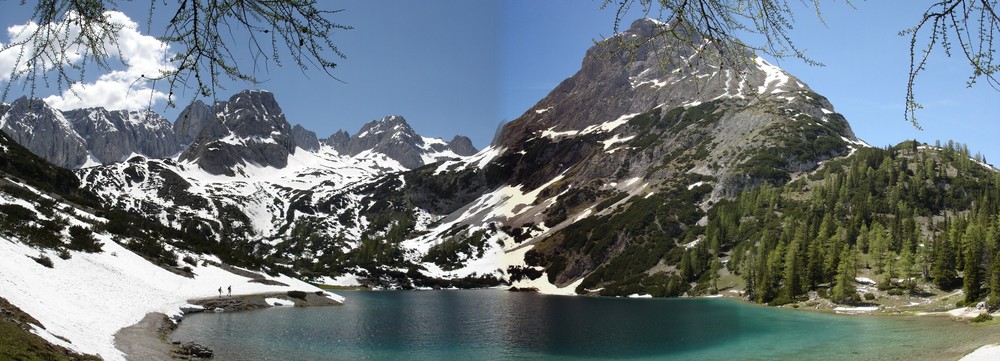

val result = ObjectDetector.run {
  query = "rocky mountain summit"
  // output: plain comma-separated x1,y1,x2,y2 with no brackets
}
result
323,115,478,169
0,97,88,168
64,107,182,164
178,90,299,175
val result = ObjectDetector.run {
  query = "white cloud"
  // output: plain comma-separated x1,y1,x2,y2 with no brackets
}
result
0,11,174,111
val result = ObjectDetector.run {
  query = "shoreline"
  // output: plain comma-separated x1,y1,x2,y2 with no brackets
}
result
115,287,1000,361
113,291,343,360
698,290,1000,360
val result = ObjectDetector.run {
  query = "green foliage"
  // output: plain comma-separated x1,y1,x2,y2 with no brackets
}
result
124,237,178,268
0,133,100,208
30,255,53,268
0,204,34,226
543,175,712,296
713,141,1000,304
972,313,993,323
0,303,101,361
66,226,102,253
423,228,491,271
739,150,789,185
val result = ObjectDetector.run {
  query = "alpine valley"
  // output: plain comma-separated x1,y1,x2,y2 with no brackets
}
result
3,18,1000,360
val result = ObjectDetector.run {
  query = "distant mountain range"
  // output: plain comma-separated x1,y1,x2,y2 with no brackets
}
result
0,90,477,171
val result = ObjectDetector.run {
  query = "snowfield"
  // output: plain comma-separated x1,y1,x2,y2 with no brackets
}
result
963,345,1000,361
0,233,340,361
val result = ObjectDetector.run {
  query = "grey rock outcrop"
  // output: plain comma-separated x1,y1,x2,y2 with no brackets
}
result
322,130,350,153
447,136,477,156
64,108,182,163
291,124,320,151
179,90,298,175
173,100,213,146
0,97,88,168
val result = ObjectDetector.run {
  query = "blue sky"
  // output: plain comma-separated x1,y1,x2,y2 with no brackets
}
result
0,1,997,162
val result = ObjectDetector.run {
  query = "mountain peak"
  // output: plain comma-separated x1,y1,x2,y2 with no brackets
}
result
179,89,296,175
357,115,416,139
316,115,477,169
498,16,829,151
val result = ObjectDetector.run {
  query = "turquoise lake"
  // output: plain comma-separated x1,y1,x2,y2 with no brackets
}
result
170,290,999,360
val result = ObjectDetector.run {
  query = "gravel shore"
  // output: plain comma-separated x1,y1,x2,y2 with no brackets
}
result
113,291,343,360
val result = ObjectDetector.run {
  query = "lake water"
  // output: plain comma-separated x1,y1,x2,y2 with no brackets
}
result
171,290,998,360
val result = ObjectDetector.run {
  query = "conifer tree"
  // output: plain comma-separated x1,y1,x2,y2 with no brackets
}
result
831,245,858,304
987,252,1000,311
932,234,957,289
783,237,803,299
709,255,722,294
869,222,889,273
963,223,987,303
764,242,786,303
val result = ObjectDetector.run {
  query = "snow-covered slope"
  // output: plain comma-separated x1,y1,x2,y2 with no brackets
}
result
0,130,342,360
0,231,332,360
79,144,408,242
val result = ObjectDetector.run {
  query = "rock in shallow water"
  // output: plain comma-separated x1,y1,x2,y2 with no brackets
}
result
179,342,214,358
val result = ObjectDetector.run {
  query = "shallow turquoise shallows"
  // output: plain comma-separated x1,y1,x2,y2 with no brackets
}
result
170,289,998,360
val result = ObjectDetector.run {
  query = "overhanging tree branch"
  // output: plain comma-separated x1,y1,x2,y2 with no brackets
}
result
0,0,351,107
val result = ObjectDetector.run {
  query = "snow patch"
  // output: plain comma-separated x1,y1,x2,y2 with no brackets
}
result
755,57,791,94
962,345,1000,361
833,306,879,314
687,181,707,190
855,277,877,285
265,298,295,307
601,134,636,150
323,273,362,287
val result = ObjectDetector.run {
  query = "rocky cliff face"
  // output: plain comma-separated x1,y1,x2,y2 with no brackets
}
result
322,130,350,153
446,136,477,156
291,124,321,151
173,100,213,147
64,108,182,163
0,97,88,168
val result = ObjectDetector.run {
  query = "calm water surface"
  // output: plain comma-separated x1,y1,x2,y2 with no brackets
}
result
171,290,999,360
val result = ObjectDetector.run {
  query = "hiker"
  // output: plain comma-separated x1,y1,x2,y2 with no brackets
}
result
218,287,222,298
227,285,232,297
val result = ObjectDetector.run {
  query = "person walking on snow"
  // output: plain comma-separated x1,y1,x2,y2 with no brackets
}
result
218,287,222,298
227,285,232,297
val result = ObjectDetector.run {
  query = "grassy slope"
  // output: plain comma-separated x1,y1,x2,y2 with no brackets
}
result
0,298,100,361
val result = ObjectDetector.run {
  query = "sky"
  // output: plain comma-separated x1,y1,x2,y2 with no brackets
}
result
0,1,997,163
